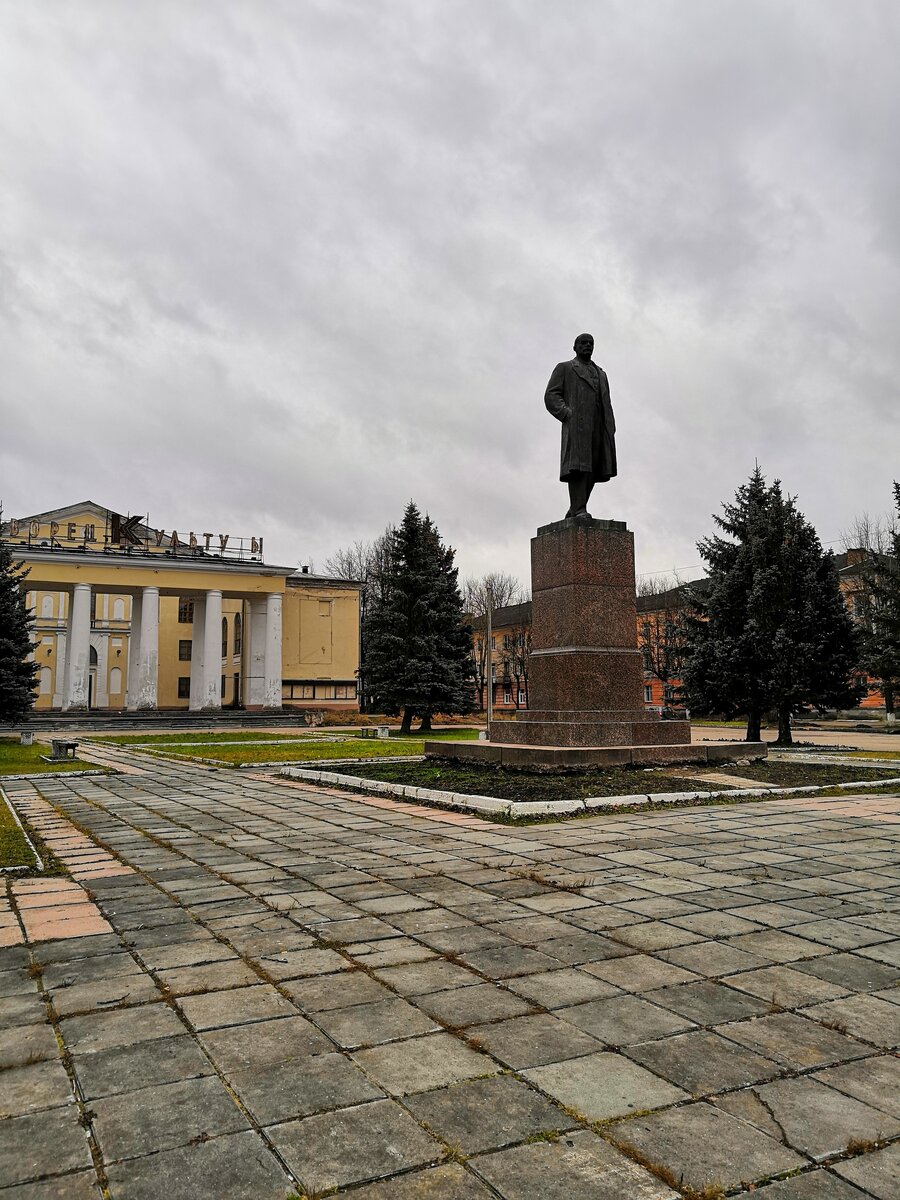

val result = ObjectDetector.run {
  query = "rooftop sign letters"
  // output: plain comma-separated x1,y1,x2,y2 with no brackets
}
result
5,510,264,562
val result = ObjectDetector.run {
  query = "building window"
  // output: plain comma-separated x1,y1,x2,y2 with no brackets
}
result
518,690,526,705
221,675,226,697
221,617,228,658
642,649,653,672
234,613,242,656
177,677,190,698
503,634,511,649
643,685,653,703
178,640,192,661
503,691,511,704
178,599,194,623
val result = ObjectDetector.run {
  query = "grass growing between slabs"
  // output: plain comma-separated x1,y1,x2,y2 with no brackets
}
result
0,739,97,776
336,756,900,805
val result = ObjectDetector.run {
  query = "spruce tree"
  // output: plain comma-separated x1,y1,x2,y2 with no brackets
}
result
0,526,38,725
860,482,900,713
362,502,474,733
682,468,862,743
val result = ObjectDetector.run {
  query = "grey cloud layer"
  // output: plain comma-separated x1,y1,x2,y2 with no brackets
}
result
1,0,898,580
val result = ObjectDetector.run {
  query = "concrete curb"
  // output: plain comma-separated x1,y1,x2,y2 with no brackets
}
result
0,769,110,783
241,755,422,770
278,765,900,819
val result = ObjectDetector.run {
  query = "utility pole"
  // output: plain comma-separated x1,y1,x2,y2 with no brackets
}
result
486,589,493,736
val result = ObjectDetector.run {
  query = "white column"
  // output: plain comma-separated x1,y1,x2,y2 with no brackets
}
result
53,629,67,709
63,584,92,711
263,592,282,709
125,592,142,710
188,594,206,710
246,598,267,708
136,587,159,709
200,589,223,710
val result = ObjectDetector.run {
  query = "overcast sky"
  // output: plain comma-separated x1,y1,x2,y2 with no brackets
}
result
2,1,898,587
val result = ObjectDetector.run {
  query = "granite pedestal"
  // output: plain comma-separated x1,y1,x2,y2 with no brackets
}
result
429,517,765,771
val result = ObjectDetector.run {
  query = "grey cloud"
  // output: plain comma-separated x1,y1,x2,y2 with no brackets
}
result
1,0,898,587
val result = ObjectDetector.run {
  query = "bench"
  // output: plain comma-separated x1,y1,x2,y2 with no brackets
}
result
42,739,79,762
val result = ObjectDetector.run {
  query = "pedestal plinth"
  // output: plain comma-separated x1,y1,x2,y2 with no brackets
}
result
428,516,765,771
495,517,690,749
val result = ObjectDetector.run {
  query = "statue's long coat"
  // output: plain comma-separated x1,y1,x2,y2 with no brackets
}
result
544,357,617,483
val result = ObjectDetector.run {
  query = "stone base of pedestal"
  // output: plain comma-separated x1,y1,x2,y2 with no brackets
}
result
424,739,767,772
497,710,691,748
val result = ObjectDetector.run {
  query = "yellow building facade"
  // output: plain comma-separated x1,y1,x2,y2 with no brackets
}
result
5,502,360,714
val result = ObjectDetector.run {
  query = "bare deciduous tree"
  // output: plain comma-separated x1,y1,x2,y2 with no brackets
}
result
637,573,690,710
463,573,526,711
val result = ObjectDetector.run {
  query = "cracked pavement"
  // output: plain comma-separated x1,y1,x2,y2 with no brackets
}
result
1,748,898,1198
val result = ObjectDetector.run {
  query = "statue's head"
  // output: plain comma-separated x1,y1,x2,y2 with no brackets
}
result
573,333,594,358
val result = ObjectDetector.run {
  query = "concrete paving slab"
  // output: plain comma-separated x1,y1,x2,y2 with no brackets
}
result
61,1003,184,1054
314,996,440,1048
471,1130,679,1199
269,1097,441,1193
197,1013,330,1071
748,1075,900,1160
626,1028,781,1094
524,1051,688,1120
738,1171,872,1198
176,983,296,1029
404,1074,576,1154
74,1033,214,1100
0,1171,101,1199
353,1032,497,1095
228,1051,383,1123
417,981,536,1027
348,1162,494,1198
832,1141,900,1199
608,1101,806,1192
722,1012,875,1070
90,1075,248,1162
0,1060,73,1117
467,1012,603,1069
813,1054,900,1118
558,993,695,1044
801,993,900,1048
0,1109,92,1187
103,1130,292,1200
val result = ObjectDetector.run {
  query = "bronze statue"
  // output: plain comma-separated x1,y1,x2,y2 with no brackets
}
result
544,333,617,520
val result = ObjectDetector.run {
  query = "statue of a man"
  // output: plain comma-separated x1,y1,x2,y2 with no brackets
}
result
544,333,617,520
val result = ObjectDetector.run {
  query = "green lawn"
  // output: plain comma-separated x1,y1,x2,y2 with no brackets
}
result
90,727,480,747
0,794,38,869
0,740,96,776
146,728,479,766
331,756,900,805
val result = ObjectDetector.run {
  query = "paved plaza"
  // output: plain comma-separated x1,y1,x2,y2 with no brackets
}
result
1,750,899,1198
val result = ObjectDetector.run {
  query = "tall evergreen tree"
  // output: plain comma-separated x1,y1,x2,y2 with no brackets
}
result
682,468,862,743
859,482,900,713
362,502,474,734
0,523,38,725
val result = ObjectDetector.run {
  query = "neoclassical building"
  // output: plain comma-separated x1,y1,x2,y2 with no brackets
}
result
3,502,360,714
